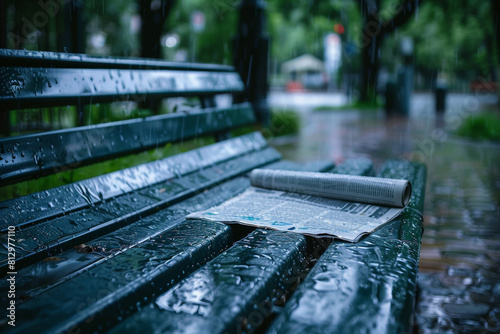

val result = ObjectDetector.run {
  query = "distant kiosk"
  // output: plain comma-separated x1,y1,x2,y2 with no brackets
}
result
281,54,327,91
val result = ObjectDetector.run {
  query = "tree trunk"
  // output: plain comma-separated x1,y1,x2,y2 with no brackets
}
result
359,0,381,103
139,0,175,114
0,0,6,49
358,0,422,103
139,0,175,59
491,0,500,88
360,38,382,103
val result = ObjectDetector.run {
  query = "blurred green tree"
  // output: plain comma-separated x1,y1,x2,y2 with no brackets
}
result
381,0,496,90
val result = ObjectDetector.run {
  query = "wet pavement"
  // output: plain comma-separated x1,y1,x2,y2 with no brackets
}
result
268,91,500,333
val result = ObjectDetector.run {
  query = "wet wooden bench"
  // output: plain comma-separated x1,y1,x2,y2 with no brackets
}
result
0,49,426,333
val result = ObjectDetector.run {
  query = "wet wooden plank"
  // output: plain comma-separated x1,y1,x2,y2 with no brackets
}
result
0,159,333,333
0,103,255,186
110,229,307,334
0,143,280,274
0,48,235,71
0,66,244,110
6,220,233,334
0,176,252,312
0,131,268,230
267,160,426,334
103,160,338,333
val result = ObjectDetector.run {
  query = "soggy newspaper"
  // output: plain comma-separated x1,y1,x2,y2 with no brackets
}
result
187,169,412,242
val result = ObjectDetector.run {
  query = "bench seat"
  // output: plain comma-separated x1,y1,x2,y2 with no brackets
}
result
0,49,426,333
267,161,426,333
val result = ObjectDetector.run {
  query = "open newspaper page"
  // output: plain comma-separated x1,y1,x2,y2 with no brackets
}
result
187,169,412,242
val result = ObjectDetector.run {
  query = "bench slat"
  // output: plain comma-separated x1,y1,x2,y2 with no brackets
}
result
0,143,280,274
0,66,244,109
102,160,336,334
0,48,236,71
267,160,426,334
110,229,307,334
0,103,255,185
0,131,268,230
330,157,374,175
0,160,329,333
263,160,335,173
0,176,251,310
7,220,233,334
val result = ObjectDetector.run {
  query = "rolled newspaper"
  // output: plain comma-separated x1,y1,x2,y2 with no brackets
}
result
250,169,412,208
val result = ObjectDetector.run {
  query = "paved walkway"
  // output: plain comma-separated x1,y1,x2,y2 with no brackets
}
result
268,91,500,333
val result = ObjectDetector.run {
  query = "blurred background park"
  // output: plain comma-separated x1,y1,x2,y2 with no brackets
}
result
1,0,499,140
1,0,500,332
3,0,499,93
1,0,499,127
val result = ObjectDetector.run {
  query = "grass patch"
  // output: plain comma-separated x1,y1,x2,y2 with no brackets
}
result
313,99,383,112
231,108,300,139
456,112,500,141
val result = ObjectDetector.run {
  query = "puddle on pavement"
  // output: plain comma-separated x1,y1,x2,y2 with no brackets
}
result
269,93,500,333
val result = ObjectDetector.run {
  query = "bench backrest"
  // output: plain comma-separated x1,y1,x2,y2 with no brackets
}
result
0,49,257,186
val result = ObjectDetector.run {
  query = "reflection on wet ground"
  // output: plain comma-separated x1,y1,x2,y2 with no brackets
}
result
268,92,500,333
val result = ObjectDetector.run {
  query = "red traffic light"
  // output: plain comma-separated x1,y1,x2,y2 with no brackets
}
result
333,23,344,34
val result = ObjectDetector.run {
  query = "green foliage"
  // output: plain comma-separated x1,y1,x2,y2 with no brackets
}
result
382,0,495,78
230,108,300,139
85,103,159,124
267,0,361,67
84,0,140,57
162,0,237,64
456,112,500,141
268,108,301,137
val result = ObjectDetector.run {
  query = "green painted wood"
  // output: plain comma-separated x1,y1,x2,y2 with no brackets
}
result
6,220,233,334
102,160,336,334
0,131,269,231
0,138,280,274
0,156,427,333
267,160,426,334
0,48,235,71
0,66,244,110
110,229,308,334
264,160,335,173
0,159,329,333
0,176,251,306
0,103,255,185
330,157,374,176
